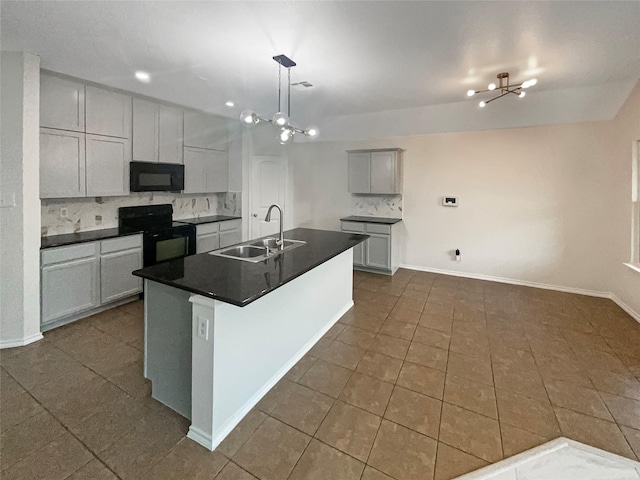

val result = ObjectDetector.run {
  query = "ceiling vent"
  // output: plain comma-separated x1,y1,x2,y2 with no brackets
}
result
291,81,314,90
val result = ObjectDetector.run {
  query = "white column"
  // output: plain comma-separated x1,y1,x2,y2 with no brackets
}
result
0,52,42,348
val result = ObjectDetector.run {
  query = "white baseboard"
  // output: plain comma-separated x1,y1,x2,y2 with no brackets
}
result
610,293,640,324
187,426,214,450
0,332,44,349
399,264,640,323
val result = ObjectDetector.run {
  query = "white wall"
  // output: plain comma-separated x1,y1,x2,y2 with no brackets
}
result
0,52,42,347
605,81,640,318
290,99,638,300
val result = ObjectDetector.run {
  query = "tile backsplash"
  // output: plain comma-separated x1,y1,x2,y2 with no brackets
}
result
351,195,402,218
41,192,241,236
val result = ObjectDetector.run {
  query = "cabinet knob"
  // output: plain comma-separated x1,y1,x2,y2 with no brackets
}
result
252,213,258,217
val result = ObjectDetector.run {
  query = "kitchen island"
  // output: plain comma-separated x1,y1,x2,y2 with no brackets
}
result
133,228,367,450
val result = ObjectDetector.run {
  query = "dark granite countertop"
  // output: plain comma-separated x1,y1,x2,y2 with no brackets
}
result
340,216,403,225
41,228,143,249
133,228,368,307
174,215,241,225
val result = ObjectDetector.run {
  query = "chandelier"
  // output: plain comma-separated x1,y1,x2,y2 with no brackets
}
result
466,72,538,107
240,54,318,144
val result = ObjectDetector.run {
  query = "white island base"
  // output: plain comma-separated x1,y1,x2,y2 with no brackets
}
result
143,249,354,451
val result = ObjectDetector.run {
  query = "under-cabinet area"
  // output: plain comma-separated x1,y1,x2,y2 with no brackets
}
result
40,234,143,330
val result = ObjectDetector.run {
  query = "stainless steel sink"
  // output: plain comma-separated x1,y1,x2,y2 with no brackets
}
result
218,245,267,259
250,238,300,249
210,238,306,263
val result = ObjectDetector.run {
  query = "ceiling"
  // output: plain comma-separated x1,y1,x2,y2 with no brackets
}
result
2,1,639,140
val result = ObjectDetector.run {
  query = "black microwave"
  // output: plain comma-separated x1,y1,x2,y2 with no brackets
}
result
130,161,184,192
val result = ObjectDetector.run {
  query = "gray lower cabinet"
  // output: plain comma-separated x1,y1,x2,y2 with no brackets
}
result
366,234,391,270
341,221,400,275
196,219,241,253
41,235,143,330
41,243,100,326
100,236,143,303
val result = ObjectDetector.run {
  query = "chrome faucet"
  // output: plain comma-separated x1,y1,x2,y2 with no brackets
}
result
264,204,284,250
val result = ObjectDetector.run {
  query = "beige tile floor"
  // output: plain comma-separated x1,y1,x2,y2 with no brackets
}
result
2,269,640,479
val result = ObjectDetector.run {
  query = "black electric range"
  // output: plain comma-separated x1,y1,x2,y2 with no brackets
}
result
118,204,196,267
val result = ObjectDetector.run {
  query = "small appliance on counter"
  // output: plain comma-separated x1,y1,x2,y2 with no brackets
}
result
130,161,184,192
118,204,196,267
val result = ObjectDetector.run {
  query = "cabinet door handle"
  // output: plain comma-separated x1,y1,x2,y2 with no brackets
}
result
252,213,258,217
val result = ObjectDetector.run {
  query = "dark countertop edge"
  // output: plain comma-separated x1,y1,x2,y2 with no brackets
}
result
41,229,143,250
134,230,369,307
340,216,403,225
174,215,242,225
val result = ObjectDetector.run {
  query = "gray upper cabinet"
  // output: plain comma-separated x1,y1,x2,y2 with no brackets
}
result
347,149,403,194
159,105,183,163
184,110,228,151
348,152,370,193
85,86,131,138
86,134,130,196
205,115,228,151
133,99,183,163
40,74,85,132
205,150,229,193
40,128,86,199
132,98,159,162
183,147,228,194
183,147,207,194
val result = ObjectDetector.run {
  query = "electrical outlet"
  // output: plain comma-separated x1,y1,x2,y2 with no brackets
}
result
197,317,209,340
60,207,68,218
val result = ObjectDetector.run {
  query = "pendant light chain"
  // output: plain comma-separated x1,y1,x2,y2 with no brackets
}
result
287,67,291,117
277,61,282,114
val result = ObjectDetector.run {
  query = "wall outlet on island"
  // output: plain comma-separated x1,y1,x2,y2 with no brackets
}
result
197,317,209,340
60,207,68,218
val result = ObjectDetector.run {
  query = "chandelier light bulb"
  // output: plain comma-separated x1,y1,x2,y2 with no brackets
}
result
272,112,290,127
240,110,259,127
479,101,486,108
278,127,294,145
134,70,151,83
305,126,319,138
519,91,526,98
488,83,496,91
527,78,538,87
467,89,476,97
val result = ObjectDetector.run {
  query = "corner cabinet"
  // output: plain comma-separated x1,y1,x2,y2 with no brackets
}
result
41,235,143,331
347,149,403,194
341,221,401,275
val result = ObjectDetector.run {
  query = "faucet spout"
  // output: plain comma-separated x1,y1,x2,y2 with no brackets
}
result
264,204,284,249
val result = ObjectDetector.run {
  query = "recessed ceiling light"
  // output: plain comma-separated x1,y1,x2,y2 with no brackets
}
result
225,101,235,107
135,70,151,83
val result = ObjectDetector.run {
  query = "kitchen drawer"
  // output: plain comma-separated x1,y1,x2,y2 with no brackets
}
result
101,234,142,254
42,242,98,266
366,223,391,235
219,219,241,232
341,221,365,233
196,222,220,236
